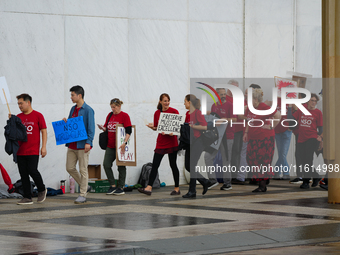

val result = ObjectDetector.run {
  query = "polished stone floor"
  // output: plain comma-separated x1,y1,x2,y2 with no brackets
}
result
0,180,339,254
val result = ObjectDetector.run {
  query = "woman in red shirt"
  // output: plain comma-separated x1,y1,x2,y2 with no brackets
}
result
182,94,210,198
288,93,323,189
98,98,132,195
138,93,180,196
243,88,281,192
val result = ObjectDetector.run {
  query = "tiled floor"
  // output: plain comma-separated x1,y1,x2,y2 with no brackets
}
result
0,181,339,254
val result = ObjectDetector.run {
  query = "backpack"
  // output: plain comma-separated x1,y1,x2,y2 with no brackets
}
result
137,163,160,189
14,179,35,196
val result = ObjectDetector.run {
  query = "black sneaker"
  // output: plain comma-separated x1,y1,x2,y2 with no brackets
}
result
312,178,321,187
113,188,125,195
290,177,303,184
300,182,310,189
207,180,219,190
320,184,328,191
106,186,117,195
220,184,232,191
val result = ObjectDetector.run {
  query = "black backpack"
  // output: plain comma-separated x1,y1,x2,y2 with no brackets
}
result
137,163,160,189
14,179,35,196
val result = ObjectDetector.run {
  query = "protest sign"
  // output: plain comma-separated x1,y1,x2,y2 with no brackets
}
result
274,76,298,99
116,124,136,166
156,113,185,136
52,116,88,145
0,77,11,105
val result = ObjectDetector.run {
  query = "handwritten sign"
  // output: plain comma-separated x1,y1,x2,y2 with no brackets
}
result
274,76,298,99
116,124,136,166
156,113,185,136
0,76,11,104
52,116,88,145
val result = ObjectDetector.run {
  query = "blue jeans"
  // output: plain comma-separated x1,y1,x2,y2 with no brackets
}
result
275,130,292,175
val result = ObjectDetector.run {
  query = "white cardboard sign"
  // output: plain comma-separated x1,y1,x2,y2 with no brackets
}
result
0,77,11,104
156,113,185,136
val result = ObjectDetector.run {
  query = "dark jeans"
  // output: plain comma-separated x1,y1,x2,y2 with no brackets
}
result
17,155,45,199
103,147,126,188
148,151,179,187
231,131,243,178
296,138,319,182
185,136,208,192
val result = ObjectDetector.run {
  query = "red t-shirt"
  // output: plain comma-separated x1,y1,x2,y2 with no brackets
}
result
185,111,190,123
17,110,47,156
68,107,81,150
293,107,323,143
292,103,307,135
245,102,277,140
188,109,207,138
104,111,131,149
211,102,235,139
274,98,289,134
154,107,179,149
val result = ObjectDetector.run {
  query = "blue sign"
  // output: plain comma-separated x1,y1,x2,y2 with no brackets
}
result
52,116,88,145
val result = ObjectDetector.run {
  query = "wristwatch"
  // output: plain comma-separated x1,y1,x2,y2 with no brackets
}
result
125,142,128,145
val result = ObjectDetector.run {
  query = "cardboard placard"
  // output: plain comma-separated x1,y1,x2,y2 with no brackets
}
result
116,124,136,166
292,75,307,88
274,76,298,99
52,116,88,145
156,112,185,136
0,76,11,105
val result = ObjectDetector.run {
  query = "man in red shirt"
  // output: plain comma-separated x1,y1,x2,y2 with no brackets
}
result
14,94,47,205
204,87,235,191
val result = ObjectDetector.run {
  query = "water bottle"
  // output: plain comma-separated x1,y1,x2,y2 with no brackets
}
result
70,177,75,193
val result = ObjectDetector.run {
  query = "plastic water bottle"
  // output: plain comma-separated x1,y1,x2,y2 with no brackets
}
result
70,177,75,193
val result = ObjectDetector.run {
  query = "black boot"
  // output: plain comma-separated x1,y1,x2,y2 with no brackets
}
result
198,178,209,195
182,191,196,198
252,180,267,192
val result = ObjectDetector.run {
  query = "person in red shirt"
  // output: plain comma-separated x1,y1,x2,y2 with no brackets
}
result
14,94,47,205
243,88,281,192
98,98,132,195
138,93,180,196
182,94,210,198
204,88,236,191
288,93,323,189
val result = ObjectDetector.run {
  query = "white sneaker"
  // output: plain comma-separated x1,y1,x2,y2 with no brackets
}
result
74,196,86,204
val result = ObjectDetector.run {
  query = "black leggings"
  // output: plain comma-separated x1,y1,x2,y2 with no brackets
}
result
185,136,207,192
148,151,179,187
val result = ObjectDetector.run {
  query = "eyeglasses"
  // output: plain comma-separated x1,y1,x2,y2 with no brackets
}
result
112,99,120,103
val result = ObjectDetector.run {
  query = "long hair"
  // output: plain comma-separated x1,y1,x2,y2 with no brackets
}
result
157,93,170,111
185,94,201,109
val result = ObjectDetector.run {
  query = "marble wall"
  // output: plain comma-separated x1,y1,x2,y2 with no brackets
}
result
0,0,322,189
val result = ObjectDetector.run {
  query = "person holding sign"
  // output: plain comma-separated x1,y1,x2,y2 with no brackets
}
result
64,86,95,204
13,94,47,205
182,94,210,198
98,98,132,196
138,93,180,196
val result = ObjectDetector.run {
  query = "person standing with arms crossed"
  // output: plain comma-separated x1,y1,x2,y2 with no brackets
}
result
14,94,47,205
64,85,95,204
